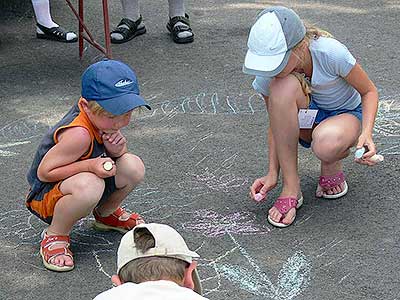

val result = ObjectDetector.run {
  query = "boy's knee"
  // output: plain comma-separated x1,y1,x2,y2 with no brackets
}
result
116,153,145,184
70,172,105,202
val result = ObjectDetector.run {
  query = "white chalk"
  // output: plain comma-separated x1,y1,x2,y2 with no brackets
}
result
354,147,384,163
103,161,113,171
368,154,384,163
254,193,264,202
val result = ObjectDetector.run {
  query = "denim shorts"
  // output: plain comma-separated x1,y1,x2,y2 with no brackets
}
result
299,101,362,148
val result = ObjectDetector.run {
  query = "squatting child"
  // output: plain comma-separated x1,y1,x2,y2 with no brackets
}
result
26,59,151,271
243,6,379,227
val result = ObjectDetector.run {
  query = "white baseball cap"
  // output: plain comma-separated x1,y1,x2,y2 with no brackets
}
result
243,6,306,77
117,223,202,295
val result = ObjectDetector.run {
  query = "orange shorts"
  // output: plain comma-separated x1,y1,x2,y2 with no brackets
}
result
26,182,64,224
26,177,116,224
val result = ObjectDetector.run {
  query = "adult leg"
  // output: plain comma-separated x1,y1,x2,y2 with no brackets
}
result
45,172,105,268
32,0,77,42
167,0,194,43
312,114,361,197
267,75,309,225
111,0,146,43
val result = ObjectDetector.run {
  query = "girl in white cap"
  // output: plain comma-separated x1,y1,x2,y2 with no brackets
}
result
243,6,379,227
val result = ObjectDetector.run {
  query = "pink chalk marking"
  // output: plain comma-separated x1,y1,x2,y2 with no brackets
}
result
254,193,264,202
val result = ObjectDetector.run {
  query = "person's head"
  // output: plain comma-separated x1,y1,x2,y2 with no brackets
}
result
80,59,151,134
112,223,203,295
243,6,331,78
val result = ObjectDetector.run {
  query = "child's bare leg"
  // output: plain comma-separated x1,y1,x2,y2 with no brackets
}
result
95,153,145,217
46,172,105,267
312,114,361,196
267,75,308,224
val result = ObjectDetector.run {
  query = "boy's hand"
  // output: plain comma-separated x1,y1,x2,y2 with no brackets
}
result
102,131,127,158
89,156,116,178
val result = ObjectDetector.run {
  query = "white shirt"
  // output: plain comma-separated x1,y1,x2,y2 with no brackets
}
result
253,37,361,110
94,280,209,300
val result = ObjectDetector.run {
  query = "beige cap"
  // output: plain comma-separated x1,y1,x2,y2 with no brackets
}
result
117,223,202,295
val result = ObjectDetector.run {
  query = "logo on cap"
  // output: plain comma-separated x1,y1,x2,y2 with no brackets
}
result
115,79,134,88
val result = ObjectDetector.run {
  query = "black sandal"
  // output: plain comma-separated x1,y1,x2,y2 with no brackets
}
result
166,14,194,44
110,16,146,44
36,23,77,43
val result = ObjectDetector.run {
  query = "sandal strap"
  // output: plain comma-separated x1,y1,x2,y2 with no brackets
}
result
36,23,70,39
41,234,73,263
168,14,191,27
112,16,142,37
319,171,345,189
273,197,298,215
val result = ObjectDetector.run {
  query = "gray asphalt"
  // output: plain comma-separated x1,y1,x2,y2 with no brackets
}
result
1,1,399,299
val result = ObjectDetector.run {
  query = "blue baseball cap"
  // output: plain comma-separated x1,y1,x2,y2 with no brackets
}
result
243,6,306,77
81,59,151,115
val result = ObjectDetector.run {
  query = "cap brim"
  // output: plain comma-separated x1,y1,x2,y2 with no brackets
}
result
243,49,292,77
192,269,203,295
97,93,151,115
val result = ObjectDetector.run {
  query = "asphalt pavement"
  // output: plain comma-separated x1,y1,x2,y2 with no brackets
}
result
0,1,399,299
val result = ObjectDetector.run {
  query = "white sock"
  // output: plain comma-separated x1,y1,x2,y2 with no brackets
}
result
168,0,192,39
112,0,144,41
31,0,58,29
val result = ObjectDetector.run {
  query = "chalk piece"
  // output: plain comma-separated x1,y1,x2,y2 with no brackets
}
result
254,193,264,202
103,161,113,171
369,154,384,163
354,147,365,159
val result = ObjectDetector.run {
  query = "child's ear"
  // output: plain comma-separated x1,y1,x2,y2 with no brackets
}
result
80,98,89,112
183,261,197,290
111,275,123,286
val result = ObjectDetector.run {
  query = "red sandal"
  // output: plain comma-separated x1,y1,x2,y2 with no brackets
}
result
93,207,144,233
40,232,74,272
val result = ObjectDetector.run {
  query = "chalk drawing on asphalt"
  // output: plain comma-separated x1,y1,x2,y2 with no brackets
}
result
182,209,271,237
0,141,31,157
197,231,311,299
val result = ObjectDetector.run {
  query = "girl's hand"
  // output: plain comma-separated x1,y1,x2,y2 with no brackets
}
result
89,156,116,178
249,173,278,202
354,133,377,166
102,131,127,158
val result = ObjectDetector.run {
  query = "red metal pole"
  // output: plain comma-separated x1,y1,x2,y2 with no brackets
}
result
102,0,112,58
79,0,84,59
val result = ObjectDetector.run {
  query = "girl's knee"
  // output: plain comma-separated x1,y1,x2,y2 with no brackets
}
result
116,153,145,184
312,131,345,161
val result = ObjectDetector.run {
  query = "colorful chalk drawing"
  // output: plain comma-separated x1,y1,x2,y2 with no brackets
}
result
0,209,116,276
182,210,311,298
182,209,271,237
139,92,265,118
374,96,400,155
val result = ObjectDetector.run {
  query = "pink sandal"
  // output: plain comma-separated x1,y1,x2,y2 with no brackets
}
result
318,171,348,199
267,195,304,228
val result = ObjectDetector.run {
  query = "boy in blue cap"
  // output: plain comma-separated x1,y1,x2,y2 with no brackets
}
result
26,59,151,272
